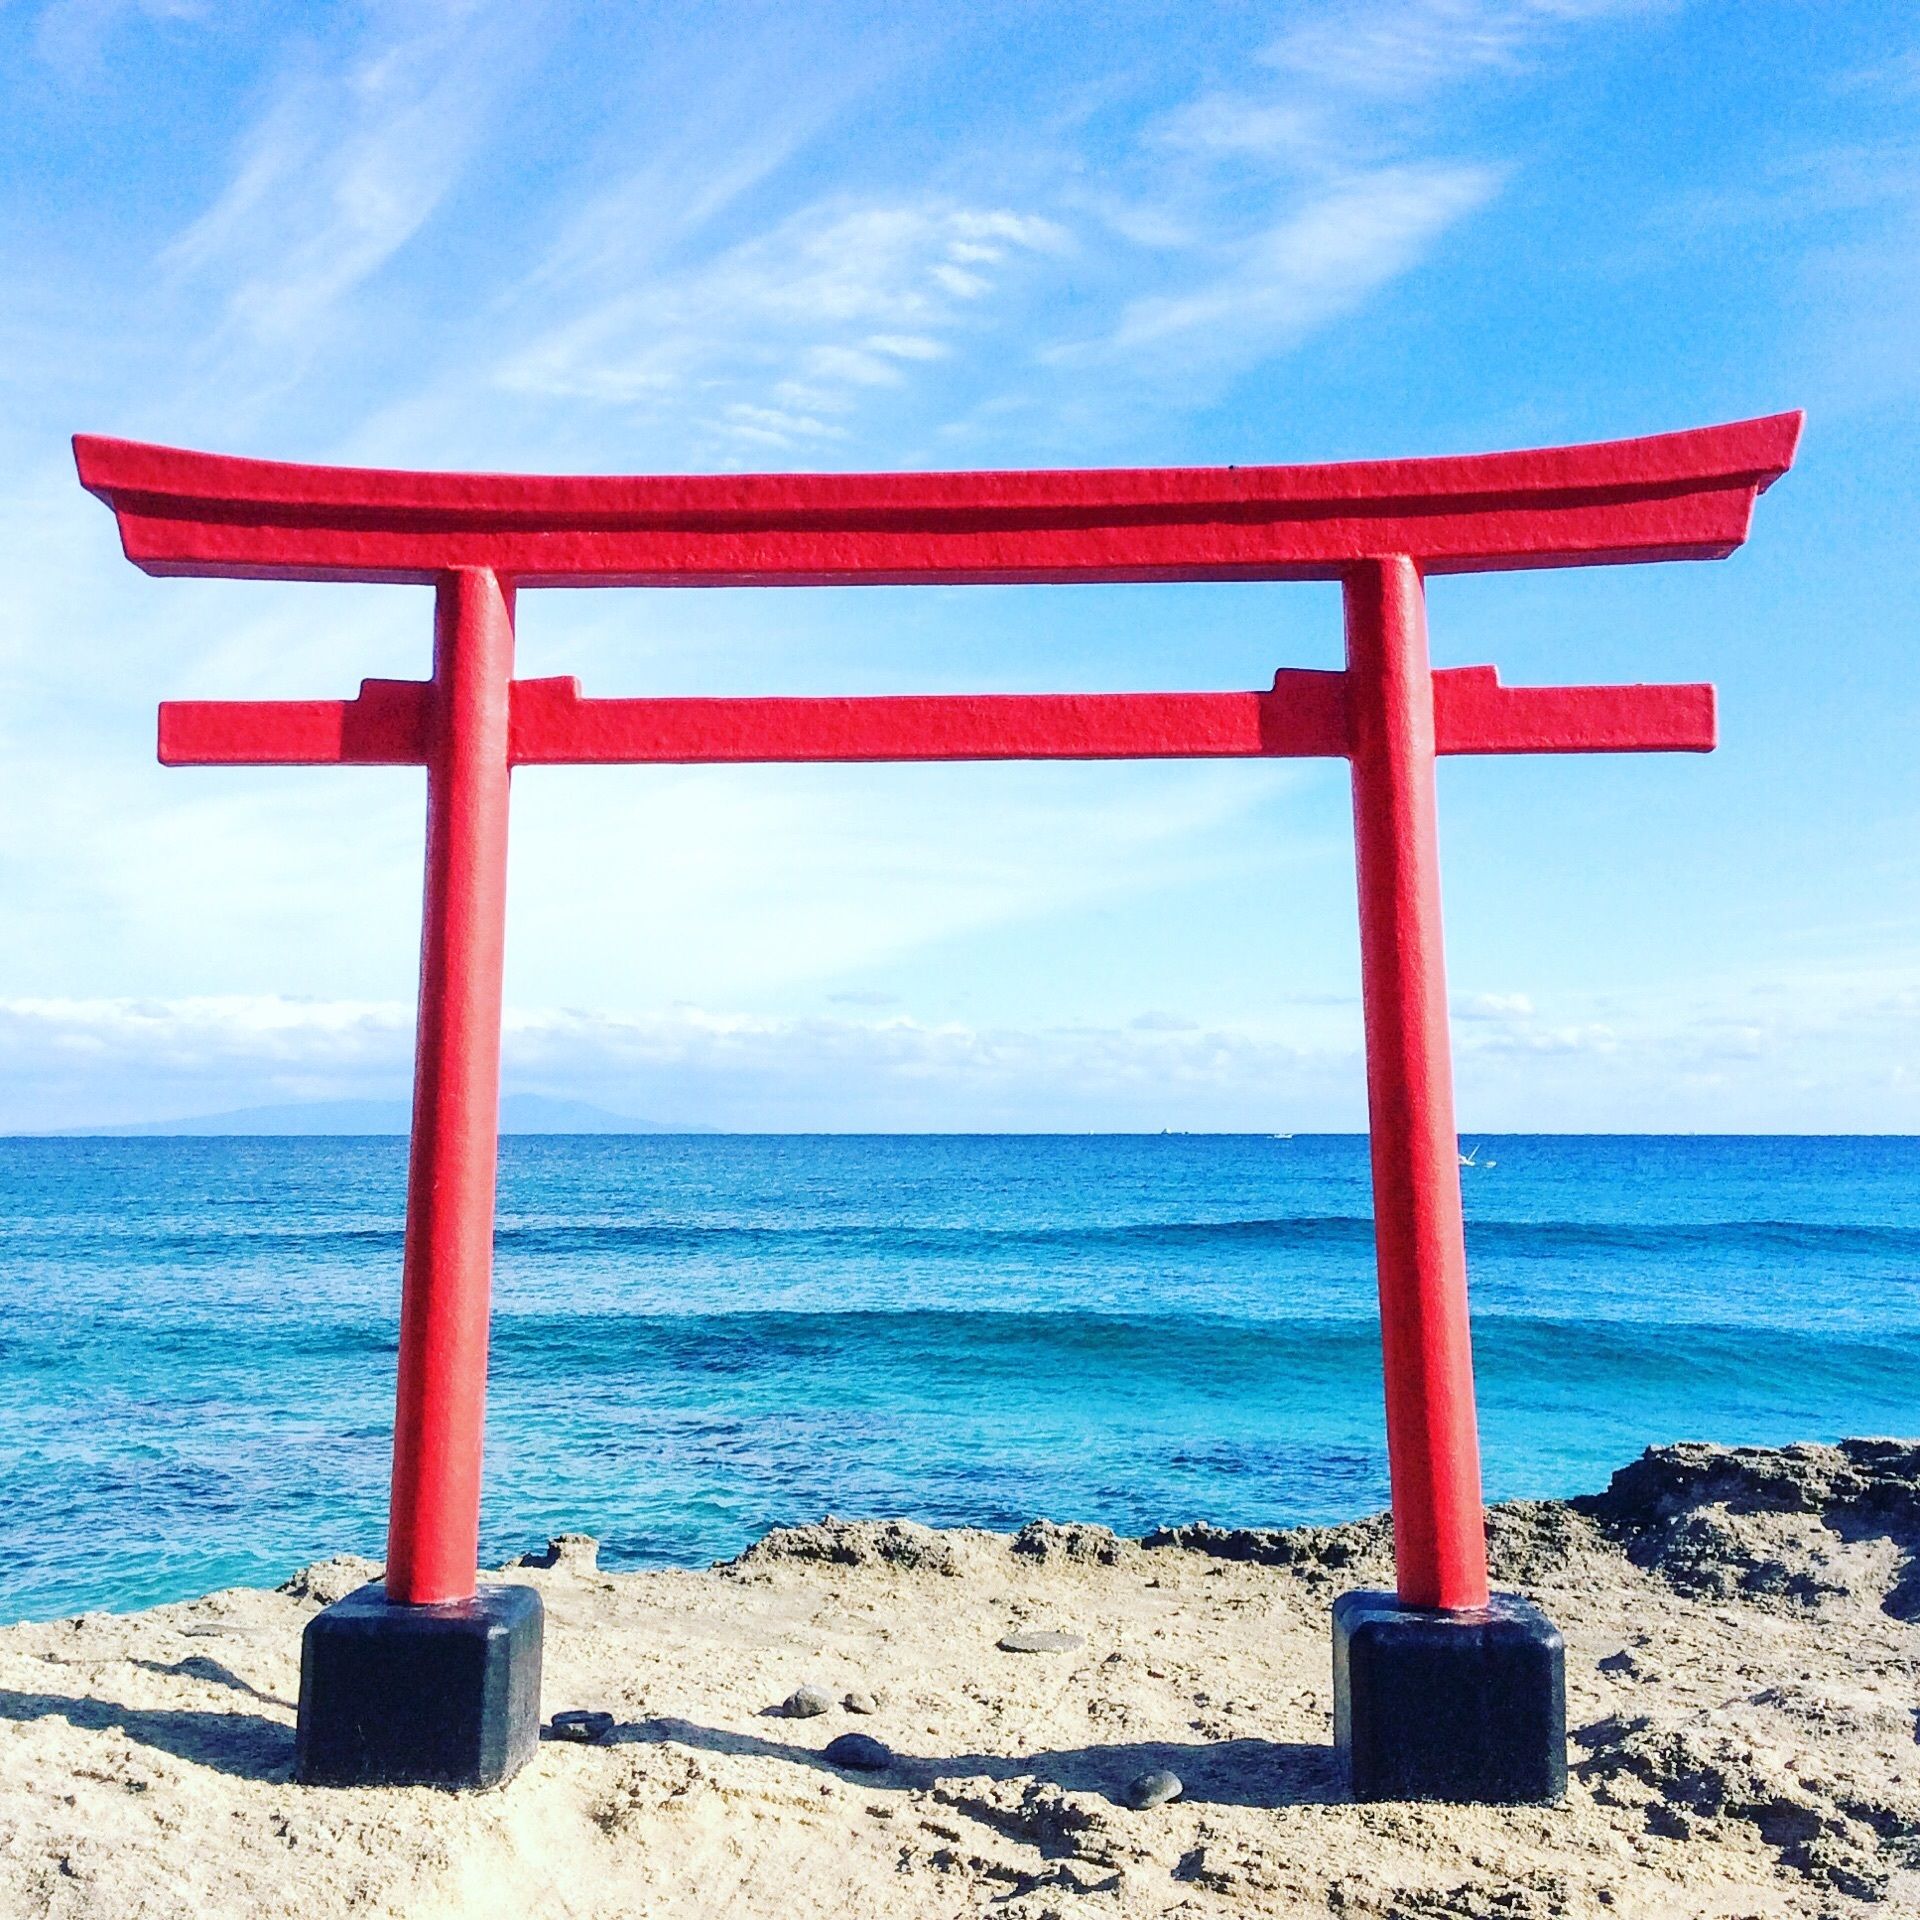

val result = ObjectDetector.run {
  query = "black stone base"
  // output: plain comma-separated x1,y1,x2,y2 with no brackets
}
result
1333,1588,1565,1804
296,1582,543,1790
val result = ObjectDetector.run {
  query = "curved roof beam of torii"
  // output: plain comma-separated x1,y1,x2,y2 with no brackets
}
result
74,413,1801,589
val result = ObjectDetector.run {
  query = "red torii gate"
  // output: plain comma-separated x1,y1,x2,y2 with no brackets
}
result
77,411,1799,1798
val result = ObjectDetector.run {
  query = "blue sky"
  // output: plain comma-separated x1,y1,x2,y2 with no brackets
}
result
0,0,1914,1131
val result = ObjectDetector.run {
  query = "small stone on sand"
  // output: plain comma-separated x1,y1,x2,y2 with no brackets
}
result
823,1732,893,1772
997,1628,1084,1654
783,1682,834,1718
843,1689,880,1714
1123,1767,1182,1809
549,1709,614,1744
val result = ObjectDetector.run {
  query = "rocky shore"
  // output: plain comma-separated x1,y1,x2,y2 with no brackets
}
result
2,1440,1917,1918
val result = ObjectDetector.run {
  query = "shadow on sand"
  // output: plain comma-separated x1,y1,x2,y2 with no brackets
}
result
0,1690,1346,1808
0,1687,293,1780
611,1715,1341,1813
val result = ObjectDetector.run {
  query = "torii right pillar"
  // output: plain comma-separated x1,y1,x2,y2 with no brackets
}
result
1334,554,1565,1802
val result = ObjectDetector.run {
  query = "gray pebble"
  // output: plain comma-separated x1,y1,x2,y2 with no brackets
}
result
823,1731,893,1771
783,1682,834,1719
548,1709,614,1744
997,1629,1085,1654
843,1689,881,1714
1123,1767,1182,1809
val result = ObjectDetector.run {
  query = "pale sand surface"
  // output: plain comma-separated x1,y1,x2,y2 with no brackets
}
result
2,1441,1918,1919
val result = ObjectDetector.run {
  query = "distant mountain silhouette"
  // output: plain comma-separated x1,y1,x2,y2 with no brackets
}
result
50,1095,717,1137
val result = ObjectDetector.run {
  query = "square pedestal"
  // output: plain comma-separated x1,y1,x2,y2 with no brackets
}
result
296,1581,543,1790
1333,1589,1565,1804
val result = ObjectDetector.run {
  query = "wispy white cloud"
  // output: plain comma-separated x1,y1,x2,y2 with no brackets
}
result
1260,0,1668,99
1054,164,1499,372
1637,137,1920,417
1457,992,1535,1020
498,200,1066,452
378,0,1641,464
336,0,1656,466
1650,142,1920,241
1022,0,1658,407
1145,0,1642,178
509,8,926,303
1832,47,1920,102
33,0,206,77
1464,1015,1619,1057
1152,96,1330,165
163,3,536,353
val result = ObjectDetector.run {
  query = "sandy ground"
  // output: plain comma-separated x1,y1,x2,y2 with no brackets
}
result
2,1440,1918,1919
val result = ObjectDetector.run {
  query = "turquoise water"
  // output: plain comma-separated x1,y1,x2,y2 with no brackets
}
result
1,1134,1916,1624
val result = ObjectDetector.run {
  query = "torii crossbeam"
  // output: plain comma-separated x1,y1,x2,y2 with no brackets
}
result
77,411,1800,1798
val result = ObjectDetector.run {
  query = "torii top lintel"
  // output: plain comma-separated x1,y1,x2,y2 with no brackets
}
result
74,413,1800,589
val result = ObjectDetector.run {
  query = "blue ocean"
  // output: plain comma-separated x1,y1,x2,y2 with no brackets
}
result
1,1134,1916,1625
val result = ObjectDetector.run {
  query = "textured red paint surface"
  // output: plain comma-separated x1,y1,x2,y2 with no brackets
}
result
384,572,515,1607
77,413,1797,585
1345,559,1490,1609
85,415,1797,1611
158,667,1714,767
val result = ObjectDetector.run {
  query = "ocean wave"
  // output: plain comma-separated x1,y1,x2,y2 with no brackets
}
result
484,1214,1920,1259
468,1306,1920,1389
6,1210,1917,1268
493,1216,1382,1256
17,1300,1910,1408
491,1213,1917,1258
1467,1217,1920,1258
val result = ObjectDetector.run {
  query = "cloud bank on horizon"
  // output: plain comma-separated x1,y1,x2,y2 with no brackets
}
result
0,0,1915,1131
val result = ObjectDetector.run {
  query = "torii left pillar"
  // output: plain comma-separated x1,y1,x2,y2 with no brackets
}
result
300,570,542,1791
